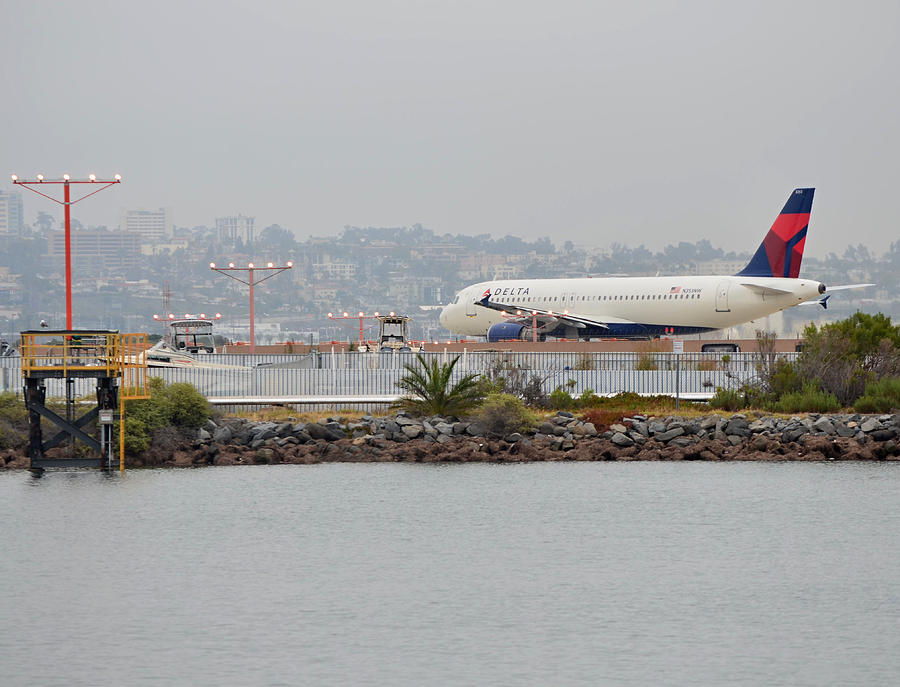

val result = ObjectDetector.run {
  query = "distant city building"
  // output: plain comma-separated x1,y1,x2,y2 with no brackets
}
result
216,214,255,246
120,208,172,244
0,190,24,234
47,229,142,272
694,259,747,275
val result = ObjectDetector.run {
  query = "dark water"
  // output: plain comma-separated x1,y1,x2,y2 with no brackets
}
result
1,462,899,687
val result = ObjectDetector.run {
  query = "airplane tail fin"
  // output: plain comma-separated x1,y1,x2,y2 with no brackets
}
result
736,188,814,278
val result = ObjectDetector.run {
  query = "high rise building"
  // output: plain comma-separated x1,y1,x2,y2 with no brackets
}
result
216,214,255,246
120,208,172,243
0,190,24,235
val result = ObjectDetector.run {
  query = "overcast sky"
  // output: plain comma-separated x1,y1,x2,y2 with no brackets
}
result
3,0,898,258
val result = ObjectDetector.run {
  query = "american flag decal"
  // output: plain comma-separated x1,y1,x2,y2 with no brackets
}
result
669,286,681,294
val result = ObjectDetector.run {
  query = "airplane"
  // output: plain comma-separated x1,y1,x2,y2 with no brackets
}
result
439,188,873,341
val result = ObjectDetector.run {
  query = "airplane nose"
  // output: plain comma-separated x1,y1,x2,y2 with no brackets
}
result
439,306,448,327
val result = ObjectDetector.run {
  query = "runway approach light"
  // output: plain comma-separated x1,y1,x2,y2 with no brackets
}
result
36,174,44,181
63,174,70,181
114,174,122,181
88,174,96,181
248,262,254,268
286,261,294,267
209,262,216,268
267,262,274,268
10,175,17,181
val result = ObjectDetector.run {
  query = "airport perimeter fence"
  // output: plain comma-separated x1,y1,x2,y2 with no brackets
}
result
0,351,800,403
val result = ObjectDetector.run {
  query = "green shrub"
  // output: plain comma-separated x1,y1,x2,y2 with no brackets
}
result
548,387,575,410
774,382,841,414
854,377,900,413
0,392,28,450
471,393,537,436
709,387,746,411
121,379,212,455
395,354,484,416
576,388,602,408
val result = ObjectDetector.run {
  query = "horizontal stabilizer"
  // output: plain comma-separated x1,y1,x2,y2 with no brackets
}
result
825,283,875,291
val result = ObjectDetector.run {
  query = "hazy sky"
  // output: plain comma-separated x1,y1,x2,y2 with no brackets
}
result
3,0,898,258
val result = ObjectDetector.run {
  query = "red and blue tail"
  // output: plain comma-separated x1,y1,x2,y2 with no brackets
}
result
737,188,814,278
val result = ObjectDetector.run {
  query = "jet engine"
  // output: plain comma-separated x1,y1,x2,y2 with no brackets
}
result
487,322,531,342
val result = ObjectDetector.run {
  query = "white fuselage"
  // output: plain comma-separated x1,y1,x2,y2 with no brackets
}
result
439,275,825,337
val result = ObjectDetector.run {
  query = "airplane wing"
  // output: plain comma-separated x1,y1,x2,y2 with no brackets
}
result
475,293,638,331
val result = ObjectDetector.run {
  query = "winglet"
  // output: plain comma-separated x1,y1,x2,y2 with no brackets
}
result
737,188,814,278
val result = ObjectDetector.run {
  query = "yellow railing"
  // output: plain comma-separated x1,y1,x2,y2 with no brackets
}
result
20,331,121,377
118,333,151,400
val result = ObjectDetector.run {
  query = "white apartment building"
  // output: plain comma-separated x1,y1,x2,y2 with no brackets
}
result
0,190,24,235
120,208,173,243
216,214,255,245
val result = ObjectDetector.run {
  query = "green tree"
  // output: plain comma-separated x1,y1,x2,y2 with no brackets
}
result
797,312,900,406
395,354,484,416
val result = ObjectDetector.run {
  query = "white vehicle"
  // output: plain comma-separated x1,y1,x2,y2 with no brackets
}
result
440,188,871,341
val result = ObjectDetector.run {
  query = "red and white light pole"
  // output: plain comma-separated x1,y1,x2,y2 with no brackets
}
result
11,173,121,329
328,311,383,343
209,261,292,353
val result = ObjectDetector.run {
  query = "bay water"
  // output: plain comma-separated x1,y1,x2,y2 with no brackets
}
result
1,462,898,686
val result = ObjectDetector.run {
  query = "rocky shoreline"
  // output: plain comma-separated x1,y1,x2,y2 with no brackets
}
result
5,410,897,469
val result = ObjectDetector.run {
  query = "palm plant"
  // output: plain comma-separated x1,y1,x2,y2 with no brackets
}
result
395,354,484,416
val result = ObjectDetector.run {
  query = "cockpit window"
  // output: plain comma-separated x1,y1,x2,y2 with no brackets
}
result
453,295,460,304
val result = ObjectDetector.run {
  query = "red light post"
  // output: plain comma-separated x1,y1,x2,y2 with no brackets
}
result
327,311,383,344
11,173,121,329
209,261,293,353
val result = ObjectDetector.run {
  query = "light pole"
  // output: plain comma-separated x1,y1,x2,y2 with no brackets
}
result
209,261,293,353
328,311,385,344
11,173,121,329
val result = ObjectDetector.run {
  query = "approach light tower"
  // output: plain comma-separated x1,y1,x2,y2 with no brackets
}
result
209,261,293,353
11,174,121,329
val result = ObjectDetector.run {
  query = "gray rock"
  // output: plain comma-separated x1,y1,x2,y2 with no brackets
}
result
452,422,469,435
861,418,881,433
871,429,897,442
212,425,233,443
395,416,417,426
630,421,650,437
670,436,695,448
627,430,647,445
275,422,294,437
609,423,628,434
699,415,720,430
724,418,751,437
583,422,598,436
434,422,454,436
812,417,835,435
505,433,524,443
402,424,423,439
727,435,743,446
466,423,487,437
655,427,685,443
611,432,634,447
197,428,211,442
557,411,575,418
649,421,668,435
436,433,453,444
